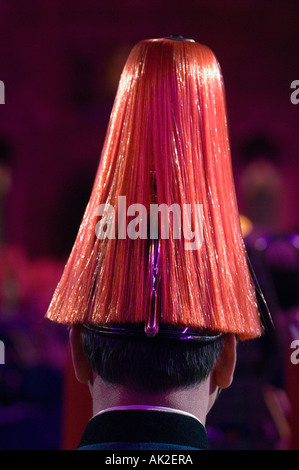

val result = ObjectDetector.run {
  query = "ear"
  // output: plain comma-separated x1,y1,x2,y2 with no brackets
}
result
212,334,237,389
69,325,93,384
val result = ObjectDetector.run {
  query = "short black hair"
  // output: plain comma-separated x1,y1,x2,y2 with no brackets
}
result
81,328,225,393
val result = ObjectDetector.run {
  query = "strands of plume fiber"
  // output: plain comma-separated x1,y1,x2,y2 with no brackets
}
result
46,38,263,340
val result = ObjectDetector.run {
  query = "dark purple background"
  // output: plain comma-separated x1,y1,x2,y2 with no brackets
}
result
0,0,298,258
0,0,298,450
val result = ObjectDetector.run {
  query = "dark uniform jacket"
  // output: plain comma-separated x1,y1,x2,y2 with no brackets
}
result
77,407,209,450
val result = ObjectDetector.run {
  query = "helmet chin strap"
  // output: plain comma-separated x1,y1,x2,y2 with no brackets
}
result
144,237,160,337
82,322,223,343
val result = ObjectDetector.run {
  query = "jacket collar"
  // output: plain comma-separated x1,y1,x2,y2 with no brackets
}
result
78,408,209,450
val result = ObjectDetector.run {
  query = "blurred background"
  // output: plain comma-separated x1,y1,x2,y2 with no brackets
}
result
0,0,299,450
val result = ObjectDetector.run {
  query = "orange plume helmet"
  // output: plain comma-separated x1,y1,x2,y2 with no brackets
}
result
46,36,268,340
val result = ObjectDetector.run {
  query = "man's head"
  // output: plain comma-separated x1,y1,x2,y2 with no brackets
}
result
69,325,237,422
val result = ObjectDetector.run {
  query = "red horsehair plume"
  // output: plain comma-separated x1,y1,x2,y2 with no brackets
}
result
46,37,265,340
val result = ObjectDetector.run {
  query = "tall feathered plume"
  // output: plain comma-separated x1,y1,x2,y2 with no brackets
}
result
46,38,264,340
